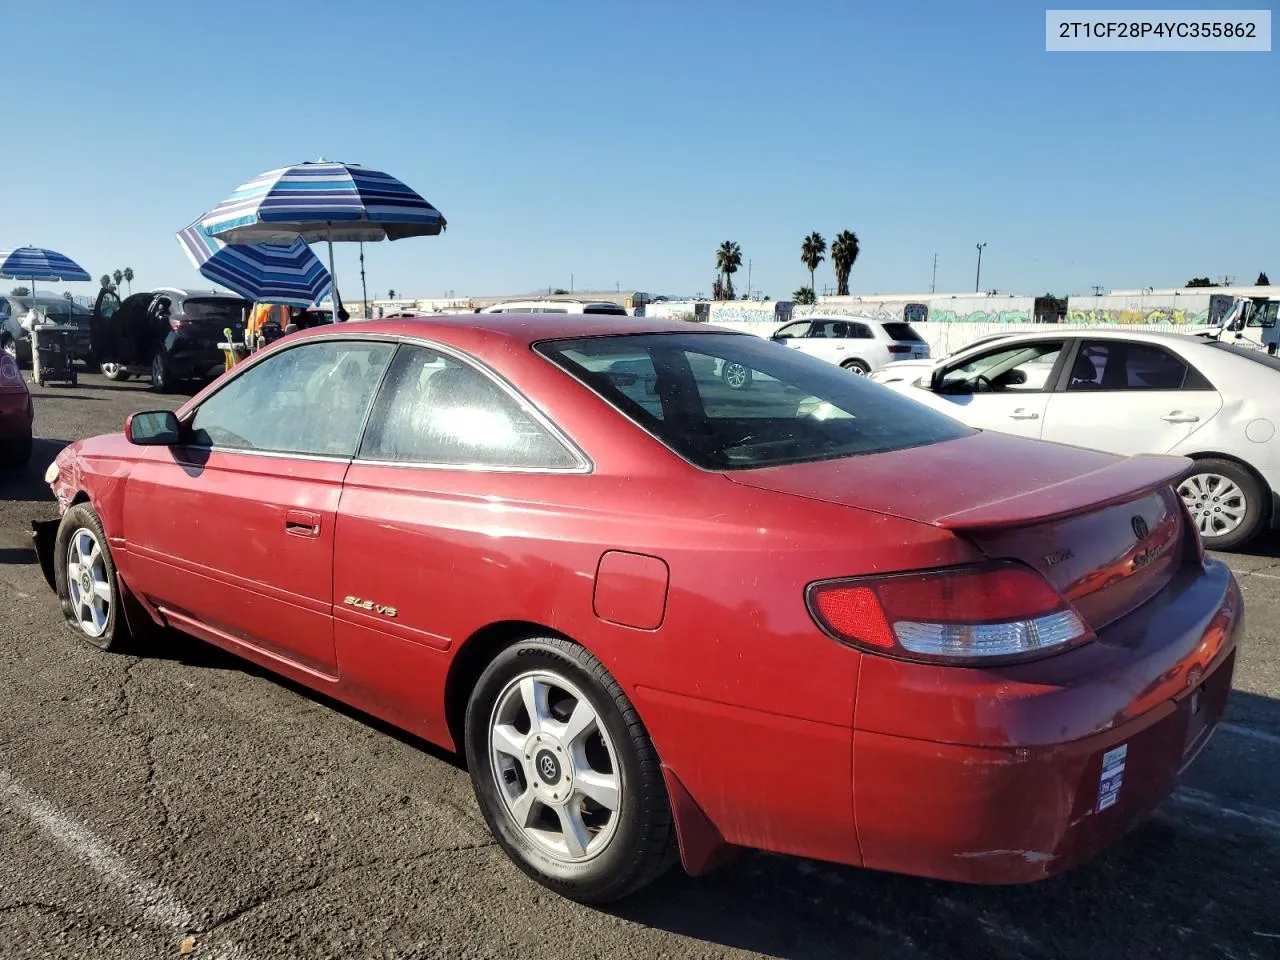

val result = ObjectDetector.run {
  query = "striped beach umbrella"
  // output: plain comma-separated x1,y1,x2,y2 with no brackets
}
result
0,246,91,306
176,220,332,308
200,161,445,315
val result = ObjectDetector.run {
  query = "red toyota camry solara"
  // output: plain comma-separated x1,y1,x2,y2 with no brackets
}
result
33,315,1241,903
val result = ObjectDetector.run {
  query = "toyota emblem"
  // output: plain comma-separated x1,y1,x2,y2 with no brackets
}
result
1131,515,1149,540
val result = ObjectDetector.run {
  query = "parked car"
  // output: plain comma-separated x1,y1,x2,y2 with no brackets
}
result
769,314,930,375
91,287,250,392
479,299,630,316
0,294,95,367
878,328,1280,550
0,352,33,468
33,314,1239,903
870,331,1018,386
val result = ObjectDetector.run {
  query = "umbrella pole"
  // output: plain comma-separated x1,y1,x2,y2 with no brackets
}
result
327,225,342,322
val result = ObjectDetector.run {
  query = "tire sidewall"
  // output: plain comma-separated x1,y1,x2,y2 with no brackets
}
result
53,503,121,651
151,353,169,392
464,640,651,897
843,359,870,375
1184,460,1265,551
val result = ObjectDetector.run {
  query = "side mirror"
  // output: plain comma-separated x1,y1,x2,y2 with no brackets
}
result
999,368,1028,386
125,410,182,446
929,367,946,392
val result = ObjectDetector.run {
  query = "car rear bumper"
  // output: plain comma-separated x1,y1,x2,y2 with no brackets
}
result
852,558,1242,883
0,393,32,437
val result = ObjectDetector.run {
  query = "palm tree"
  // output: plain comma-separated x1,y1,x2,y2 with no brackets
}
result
100,274,112,289
831,231,860,296
123,267,134,294
113,269,124,290
62,291,73,301
792,287,817,305
800,233,826,296
715,241,743,300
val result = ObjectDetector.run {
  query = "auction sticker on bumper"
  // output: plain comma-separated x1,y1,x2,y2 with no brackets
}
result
1097,744,1127,812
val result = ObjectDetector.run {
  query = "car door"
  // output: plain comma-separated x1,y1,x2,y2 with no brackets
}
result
927,339,1068,439
769,320,812,353
1039,339,1223,456
332,343,589,741
121,337,396,676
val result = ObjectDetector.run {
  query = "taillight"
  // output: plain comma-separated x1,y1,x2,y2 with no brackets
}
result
806,561,1094,665
887,344,912,354
169,319,183,330
0,355,19,383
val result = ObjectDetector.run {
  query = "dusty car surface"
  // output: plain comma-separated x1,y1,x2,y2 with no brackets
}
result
33,313,1241,903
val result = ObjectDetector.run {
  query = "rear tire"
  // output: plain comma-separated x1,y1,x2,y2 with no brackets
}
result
150,352,172,393
1178,458,1266,552
53,503,131,652
464,637,676,903
841,358,871,375
721,360,752,390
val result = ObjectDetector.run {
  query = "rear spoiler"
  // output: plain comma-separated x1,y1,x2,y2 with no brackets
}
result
934,454,1192,531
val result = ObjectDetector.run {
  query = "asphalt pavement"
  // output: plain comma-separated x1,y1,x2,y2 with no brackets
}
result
2,373,1278,960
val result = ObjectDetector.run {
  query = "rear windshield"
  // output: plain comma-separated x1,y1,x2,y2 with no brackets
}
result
584,304,628,315
183,298,249,323
536,332,972,470
882,322,924,342
1207,341,1280,372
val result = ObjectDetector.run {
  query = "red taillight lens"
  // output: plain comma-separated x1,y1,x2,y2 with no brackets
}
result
0,355,23,393
887,344,912,354
807,562,1094,664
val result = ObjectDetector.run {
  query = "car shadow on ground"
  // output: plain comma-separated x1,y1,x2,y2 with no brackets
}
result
122,621,1280,959
0,438,69,504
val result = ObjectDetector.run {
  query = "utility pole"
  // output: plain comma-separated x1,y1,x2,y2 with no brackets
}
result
570,274,574,294
974,243,987,293
747,259,752,300
931,253,937,294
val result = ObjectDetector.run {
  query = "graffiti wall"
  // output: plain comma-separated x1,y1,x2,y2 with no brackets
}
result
1064,292,1231,326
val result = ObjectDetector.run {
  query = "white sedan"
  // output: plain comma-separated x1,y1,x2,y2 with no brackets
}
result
876,327,1280,550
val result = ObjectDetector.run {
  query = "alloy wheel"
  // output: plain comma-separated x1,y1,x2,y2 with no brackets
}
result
488,671,621,863
66,527,111,638
1179,472,1248,538
723,362,749,389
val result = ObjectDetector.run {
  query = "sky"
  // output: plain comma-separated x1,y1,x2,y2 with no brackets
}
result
0,0,1276,303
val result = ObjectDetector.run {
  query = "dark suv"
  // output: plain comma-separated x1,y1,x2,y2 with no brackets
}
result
92,287,249,392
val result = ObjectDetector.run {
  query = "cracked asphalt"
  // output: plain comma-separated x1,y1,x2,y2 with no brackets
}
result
2,373,1280,960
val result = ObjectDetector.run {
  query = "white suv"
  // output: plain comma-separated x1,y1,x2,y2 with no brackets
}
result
768,314,931,375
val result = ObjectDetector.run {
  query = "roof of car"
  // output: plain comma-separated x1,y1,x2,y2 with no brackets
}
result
959,327,1208,347
316,313,734,346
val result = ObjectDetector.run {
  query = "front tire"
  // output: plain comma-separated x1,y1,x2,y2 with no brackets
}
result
53,504,130,652
1178,458,1266,552
721,361,752,390
464,637,675,903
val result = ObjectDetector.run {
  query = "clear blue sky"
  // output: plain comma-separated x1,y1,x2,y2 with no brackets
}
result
0,0,1275,301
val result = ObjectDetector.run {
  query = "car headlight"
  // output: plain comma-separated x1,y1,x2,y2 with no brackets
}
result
44,462,60,485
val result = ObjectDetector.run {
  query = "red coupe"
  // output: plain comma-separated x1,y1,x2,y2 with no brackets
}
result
32,315,1241,903
0,352,34,469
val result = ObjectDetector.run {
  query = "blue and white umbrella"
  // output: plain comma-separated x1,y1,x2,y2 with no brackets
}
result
0,246,90,305
200,160,446,313
176,220,332,308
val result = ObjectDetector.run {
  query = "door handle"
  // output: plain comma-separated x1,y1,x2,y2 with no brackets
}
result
1009,410,1040,420
285,510,322,537
1161,412,1200,423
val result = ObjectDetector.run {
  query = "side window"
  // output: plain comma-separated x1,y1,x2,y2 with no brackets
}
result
189,340,394,456
940,342,1064,394
1068,341,1199,391
359,345,581,469
772,321,810,339
848,323,873,339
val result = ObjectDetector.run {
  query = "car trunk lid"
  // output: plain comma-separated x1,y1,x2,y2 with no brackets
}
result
726,431,1191,631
